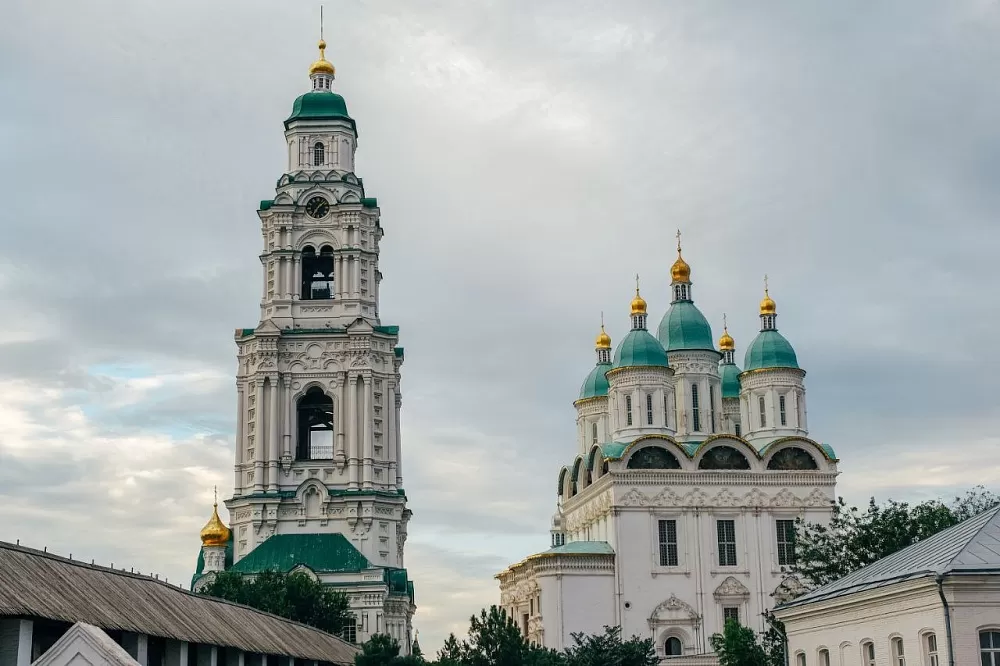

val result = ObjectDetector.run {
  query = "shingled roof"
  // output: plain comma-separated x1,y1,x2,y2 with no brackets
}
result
778,505,1000,609
0,541,358,664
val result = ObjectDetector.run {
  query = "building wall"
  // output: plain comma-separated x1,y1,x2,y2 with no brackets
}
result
538,571,616,651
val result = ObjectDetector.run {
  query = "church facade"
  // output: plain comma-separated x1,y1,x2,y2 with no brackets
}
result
191,36,415,653
497,243,838,662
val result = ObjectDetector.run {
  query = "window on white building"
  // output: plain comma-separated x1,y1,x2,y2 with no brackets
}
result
691,384,701,431
779,394,787,426
891,637,905,666
776,519,796,566
735,423,741,437
625,395,633,426
982,631,1000,666
313,142,325,166
722,606,739,625
924,633,939,666
591,422,598,445
794,653,805,666
664,637,682,657
717,519,737,566
818,648,830,666
341,618,357,643
861,641,876,666
758,395,767,428
664,394,670,428
709,388,716,433
647,394,654,425
658,520,678,566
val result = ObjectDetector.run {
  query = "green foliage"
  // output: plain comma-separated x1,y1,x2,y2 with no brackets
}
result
791,486,1000,588
710,621,769,666
356,634,401,666
199,569,351,635
563,626,657,666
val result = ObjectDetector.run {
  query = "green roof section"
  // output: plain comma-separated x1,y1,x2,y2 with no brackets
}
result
578,362,612,400
599,442,628,460
231,533,370,575
657,301,715,352
285,92,356,132
374,325,399,335
260,200,274,211
384,568,415,603
612,330,668,369
744,330,799,371
821,443,838,460
394,347,404,358
361,198,378,208
720,362,742,398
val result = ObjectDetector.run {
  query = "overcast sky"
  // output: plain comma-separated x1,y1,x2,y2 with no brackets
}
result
3,0,1000,653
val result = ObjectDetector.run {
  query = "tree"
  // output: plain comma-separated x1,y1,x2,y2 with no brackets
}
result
710,621,769,666
199,569,352,635
563,626,657,666
460,606,559,666
355,634,401,666
792,486,1000,588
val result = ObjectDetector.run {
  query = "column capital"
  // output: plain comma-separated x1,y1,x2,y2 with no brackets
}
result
282,374,293,388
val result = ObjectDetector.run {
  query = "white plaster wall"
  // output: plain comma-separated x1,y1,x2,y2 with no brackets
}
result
538,571,615,651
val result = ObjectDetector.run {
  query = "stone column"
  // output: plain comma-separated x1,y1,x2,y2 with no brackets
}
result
282,375,293,461
395,392,403,487
292,257,301,301
386,383,396,489
347,373,359,490
335,373,346,461
234,381,245,496
351,254,360,298
336,255,345,298
362,375,373,489
267,376,280,492
253,378,265,493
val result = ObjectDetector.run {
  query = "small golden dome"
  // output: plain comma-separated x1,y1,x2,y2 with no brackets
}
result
630,292,647,316
671,230,691,283
200,503,231,548
595,324,612,349
760,289,776,316
309,39,336,76
719,328,735,351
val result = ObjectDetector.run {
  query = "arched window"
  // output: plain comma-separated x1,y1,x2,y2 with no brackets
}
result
709,387,716,433
818,648,830,666
625,395,633,426
664,637,682,657
691,384,701,431
627,447,681,470
313,142,325,166
861,641,876,666
698,446,751,470
924,633,939,666
758,395,767,428
296,387,334,460
664,394,670,428
301,245,335,300
646,394,654,425
734,423,742,437
767,447,819,471
891,637,905,666
591,422,598,445
794,653,805,666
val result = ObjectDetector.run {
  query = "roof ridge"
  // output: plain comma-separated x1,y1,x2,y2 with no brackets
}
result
938,504,1000,573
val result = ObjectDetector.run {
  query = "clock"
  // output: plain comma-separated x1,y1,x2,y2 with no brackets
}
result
305,196,330,218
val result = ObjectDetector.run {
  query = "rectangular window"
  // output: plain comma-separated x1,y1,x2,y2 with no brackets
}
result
691,384,701,431
735,423,742,437
717,519,737,566
625,396,632,426
664,395,670,428
722,606,739,625
646,394,654,425
758,395,767,428
891,637,905,666
779,394,787,426
925,634,939,666
981,631,1000,666
591,422,598,445
658,520,678,566
709,388,716,433
776,519,796,566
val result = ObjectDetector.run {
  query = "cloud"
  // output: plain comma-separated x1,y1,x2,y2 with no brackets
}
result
3,0,1000,653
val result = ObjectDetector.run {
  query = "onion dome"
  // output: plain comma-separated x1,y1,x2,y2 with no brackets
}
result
719,328,735,352
760,290,776,315
309,39,336,76
720,362,742,398
595,325,612,350
200,501,231,548
670,234,691,283
744,280,799,371
286,92,352,127
579,363,611,400
612,330,668,369
630,291,647,316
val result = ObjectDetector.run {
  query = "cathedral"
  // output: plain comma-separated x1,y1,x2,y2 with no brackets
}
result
190,35,416,653
497,240,838,661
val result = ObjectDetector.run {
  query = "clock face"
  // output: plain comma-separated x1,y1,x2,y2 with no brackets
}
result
305,196,330,218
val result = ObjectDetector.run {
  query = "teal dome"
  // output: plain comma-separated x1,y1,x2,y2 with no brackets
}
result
744,330,799,371
720,362,742,398
578,363,612,400
657,301,715,351
612,330,669,369
285,92,355,129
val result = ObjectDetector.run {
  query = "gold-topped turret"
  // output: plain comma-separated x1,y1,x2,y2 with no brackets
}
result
670,229,691,283
309,39,336,77
200,488,231,548
719,314,735,351
760,275,776,315
595,314,612,349
630,276,647,316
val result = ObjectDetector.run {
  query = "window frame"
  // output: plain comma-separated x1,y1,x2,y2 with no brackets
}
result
691,383,701,432
794,653,806,666
722,606,740,625
657,519,679,567
646,393,654,425
709,386,716,433
664,636,683,657
775,518,796,566
981,629,1000,666
758,395,767,428
625,395,633,426
716,519,738,567
861,641,876,666
923,632,939,666
779,394,787,426
890,636,905,666
818,647,830,666
313,141,325,166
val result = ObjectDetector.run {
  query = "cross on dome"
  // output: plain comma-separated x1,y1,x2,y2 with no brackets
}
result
671,229,691,283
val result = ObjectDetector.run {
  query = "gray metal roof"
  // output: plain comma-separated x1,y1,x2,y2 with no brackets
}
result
778,505,1000,609
0,541,358,664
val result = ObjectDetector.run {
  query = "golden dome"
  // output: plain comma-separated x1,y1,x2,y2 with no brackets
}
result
671,230,691,283
630,290,647,316
595,324,612,349
759,281,777,315
309,39,336,76
200,502,231,548
719,328,735,351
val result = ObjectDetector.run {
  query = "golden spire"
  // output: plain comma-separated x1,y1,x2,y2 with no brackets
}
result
670,229,691,283
759,274,777,315
630,274,648,315
200,486,231,548
309,7,336,77
719,313,735,351
595,312,612,349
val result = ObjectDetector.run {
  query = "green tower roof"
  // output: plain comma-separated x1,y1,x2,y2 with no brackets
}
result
657,300,715,352
579,362,612,400
285,92,356,131
720,362,742,398
230,533,370,574
744,330,799,371
612,330,668,369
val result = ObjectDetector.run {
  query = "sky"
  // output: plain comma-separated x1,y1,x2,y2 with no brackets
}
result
2,0,1000,654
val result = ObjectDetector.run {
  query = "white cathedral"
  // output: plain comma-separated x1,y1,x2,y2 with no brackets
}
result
497,244,839,662
190,37,416,653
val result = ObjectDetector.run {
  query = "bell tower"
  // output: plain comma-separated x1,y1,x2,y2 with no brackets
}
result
220,27,415,651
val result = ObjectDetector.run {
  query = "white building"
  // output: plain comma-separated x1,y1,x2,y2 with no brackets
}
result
497,242,839,662
773,504,1000,666
190,34,415,652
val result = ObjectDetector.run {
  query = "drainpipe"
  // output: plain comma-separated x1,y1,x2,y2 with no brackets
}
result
936,575,955,666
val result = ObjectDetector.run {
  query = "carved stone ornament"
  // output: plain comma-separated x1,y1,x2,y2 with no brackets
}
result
647,594,701,630
713,576,751,600
772,575,806,604
770,488,801,508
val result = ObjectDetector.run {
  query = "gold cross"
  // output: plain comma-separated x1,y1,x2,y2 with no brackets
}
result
763,274,769,295
676,229,682,253
723,312,728,331
635,273,641,295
